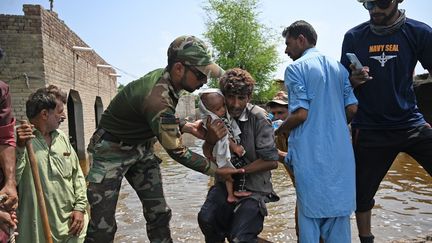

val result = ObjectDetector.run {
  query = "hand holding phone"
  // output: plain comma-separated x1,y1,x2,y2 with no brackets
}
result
346,53,363,70
345,53,372,88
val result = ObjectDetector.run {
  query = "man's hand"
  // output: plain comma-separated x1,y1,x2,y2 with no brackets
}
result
0,209,17,232
69,210,84,236
16,122,35,148
0,184,17,211
182,120,206,139
215,167,245,182
349,64,373,88
205,116,227,145
0,144,18,211
277,149,287,163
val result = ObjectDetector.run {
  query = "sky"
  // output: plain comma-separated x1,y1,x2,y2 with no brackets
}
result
1,0,431,85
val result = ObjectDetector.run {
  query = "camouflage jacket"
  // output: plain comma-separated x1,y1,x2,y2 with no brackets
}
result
99,68,216,176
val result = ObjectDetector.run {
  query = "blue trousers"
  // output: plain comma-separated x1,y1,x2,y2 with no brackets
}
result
298,208,351,243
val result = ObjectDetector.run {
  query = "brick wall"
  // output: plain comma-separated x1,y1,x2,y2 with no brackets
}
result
0,6,45,120
0,5,117,170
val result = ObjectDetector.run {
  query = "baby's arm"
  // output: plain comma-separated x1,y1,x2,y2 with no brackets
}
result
228,138,245,157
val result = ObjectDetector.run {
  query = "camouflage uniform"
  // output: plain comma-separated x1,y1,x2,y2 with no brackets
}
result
85,36,223,243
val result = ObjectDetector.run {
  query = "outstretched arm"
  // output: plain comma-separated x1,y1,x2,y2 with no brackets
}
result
242,158,278,174
181,119,206,140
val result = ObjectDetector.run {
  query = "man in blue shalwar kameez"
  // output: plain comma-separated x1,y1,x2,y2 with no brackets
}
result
277,20,358,242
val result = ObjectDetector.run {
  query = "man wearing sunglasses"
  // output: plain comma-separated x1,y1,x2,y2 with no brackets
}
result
85,35,244,243
341,1,432,242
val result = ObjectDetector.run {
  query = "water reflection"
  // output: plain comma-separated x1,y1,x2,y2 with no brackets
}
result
115,135,431,242
371,153,432,242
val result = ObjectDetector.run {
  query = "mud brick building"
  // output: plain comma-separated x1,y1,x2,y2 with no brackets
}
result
0,4,118,172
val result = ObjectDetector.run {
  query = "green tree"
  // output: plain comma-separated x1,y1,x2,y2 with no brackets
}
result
203,0,281,103
117,83,125,93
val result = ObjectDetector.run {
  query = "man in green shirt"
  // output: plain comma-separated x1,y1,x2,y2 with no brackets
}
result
85,35,243,243
16,85,88,242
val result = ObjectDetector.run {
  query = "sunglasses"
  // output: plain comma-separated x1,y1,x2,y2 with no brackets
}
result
183,64,207,80
363,0,394,10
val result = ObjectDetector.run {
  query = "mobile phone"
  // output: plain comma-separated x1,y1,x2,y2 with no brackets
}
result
346,53,363,70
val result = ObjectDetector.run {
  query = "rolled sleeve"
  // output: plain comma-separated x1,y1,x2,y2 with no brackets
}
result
285,65,310,113
255,117,279,162
342,67,358,106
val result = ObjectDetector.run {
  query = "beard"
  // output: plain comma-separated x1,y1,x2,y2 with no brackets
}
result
180,72,200,92
370,4,399,26
227,107,244,119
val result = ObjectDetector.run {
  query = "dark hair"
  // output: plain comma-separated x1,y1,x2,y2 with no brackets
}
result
219,68,255,96
26,85,67,119
282,20,318,46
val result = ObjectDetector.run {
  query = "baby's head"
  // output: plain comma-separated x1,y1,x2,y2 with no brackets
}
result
200,91,226,118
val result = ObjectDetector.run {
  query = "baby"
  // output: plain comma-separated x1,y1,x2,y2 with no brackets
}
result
199,89,251,202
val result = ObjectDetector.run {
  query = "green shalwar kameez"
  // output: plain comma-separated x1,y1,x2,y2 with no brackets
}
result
16,129,88,243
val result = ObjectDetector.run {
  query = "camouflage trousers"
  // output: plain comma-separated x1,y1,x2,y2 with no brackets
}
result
85,135,173,243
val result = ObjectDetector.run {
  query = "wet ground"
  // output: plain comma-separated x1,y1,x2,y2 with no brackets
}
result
114,134,432,242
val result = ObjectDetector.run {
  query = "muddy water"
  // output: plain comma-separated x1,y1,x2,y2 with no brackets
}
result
114,134,431,242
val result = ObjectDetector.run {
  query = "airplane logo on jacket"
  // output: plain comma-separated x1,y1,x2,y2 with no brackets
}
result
370,52,397,67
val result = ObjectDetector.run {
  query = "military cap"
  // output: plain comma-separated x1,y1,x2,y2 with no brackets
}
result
167,35,224,78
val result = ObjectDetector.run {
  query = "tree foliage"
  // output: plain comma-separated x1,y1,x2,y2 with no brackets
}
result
203,0,281,103
117,83,125,93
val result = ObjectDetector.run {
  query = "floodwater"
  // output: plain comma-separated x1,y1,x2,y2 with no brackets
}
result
114,134,432,243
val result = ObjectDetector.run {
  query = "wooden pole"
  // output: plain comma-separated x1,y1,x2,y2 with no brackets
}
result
20,120,53,243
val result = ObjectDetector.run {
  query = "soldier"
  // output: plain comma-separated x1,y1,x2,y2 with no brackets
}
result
85,35,243,242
